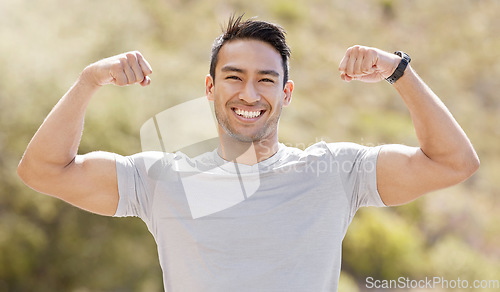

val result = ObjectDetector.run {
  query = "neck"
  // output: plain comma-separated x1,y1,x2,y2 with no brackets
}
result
217,132,280,165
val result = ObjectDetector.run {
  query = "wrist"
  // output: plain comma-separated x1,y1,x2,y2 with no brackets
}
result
392,64,416,88
78,65,103,90
386,51,411,84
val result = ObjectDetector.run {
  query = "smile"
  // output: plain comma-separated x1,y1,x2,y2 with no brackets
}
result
233,108,264,119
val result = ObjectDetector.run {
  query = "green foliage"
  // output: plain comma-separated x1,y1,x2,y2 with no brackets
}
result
343,208,427,280
1,0,498,290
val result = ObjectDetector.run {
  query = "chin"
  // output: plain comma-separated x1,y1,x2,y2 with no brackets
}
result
215,110,279,144
228,131,264,143
221,125,269,142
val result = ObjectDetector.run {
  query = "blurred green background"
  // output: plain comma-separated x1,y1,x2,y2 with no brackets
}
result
1,0,498,291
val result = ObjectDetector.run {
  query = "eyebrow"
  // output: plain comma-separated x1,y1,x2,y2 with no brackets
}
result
220,66,280,77
258,70,280,77
221,66,244,73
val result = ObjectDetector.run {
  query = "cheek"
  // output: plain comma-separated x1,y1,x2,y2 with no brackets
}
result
217,83,241,100
266,89,286,106
258,83,284,96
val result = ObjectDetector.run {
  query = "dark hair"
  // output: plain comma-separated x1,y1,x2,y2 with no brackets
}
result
209,14,291,88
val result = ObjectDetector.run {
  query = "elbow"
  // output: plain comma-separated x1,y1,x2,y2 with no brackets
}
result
17,156,49,190
17,158,28,182
455,151,480,182
467,152,480,176
17,157,36,187
18,155,74,193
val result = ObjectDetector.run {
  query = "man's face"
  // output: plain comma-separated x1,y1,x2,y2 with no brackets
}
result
206,39,293,143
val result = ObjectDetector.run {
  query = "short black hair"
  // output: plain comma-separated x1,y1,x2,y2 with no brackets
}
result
210,14,291,88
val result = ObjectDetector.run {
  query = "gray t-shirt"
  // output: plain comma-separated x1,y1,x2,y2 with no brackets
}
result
114,141,386,292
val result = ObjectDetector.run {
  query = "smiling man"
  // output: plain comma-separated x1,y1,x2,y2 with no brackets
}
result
207,35,293,163
18,15,479,291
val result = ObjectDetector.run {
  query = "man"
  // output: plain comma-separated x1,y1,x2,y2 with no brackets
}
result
18,15,479,291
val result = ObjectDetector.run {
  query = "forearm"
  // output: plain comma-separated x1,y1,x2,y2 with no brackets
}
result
393,66,479,171
19,71,100,176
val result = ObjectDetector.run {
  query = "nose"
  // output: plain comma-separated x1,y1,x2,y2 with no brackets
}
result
239,82,260,104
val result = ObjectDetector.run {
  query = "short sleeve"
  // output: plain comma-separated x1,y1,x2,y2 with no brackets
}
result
113,153,156,220
326,142,386,219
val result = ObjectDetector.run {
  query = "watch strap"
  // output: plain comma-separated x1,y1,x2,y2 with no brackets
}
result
386,51,411,84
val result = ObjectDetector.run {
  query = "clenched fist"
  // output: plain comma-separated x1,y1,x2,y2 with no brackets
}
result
338,45,401,83
82,51,153,87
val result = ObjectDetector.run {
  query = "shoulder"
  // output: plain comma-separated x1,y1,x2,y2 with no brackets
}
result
325,142,374,157
277,141,363,162
304,141,383,164
118,151,174,167
281,141,381,155
279,141,364,155
118,150,219,173
301,141,372,157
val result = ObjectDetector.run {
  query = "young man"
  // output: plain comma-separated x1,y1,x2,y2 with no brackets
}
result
18,15,479,291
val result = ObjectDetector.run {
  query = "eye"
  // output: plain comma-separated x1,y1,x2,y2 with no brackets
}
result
260,78,275,83
226,75,241,81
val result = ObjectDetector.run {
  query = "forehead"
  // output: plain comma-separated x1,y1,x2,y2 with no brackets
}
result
216,39,283,75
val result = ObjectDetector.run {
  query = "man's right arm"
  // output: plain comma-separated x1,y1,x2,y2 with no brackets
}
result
17,51,152,216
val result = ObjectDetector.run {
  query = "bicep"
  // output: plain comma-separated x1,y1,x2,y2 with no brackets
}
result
377,145,462,206
49,151,120,216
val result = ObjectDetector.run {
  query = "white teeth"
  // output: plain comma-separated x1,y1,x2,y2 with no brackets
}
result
235,108,262,119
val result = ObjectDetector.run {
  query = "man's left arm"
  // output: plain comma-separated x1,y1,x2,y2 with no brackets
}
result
339,46,480,206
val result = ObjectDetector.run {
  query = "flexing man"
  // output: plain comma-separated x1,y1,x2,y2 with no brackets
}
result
18,15,479,291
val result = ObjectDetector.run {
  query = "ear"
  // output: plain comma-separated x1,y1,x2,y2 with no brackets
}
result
205,74,215,101
282,80,294,107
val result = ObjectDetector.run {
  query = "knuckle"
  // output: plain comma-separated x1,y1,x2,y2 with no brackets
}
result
117,53,127,61
125,52,137,62
110,62,123,73
118,57,128,66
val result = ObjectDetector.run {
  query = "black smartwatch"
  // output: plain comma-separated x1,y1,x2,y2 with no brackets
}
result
386,51,411,84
